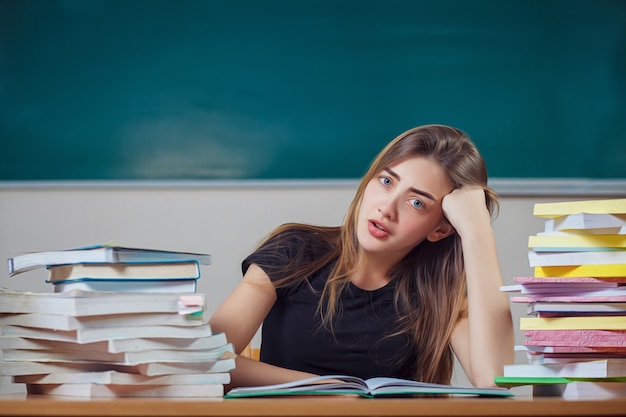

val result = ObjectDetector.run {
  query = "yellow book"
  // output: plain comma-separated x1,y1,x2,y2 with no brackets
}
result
534,264,626,278
520,316,626,331
528,234,626,249
533,198,626,219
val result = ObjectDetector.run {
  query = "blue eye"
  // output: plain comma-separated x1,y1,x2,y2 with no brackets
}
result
410,198,424,210
379,176,392,186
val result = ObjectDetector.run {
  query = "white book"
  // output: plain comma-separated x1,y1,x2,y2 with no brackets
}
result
2,343,234,365
528,249,626,267
25,382,224,398
13,370,231,385
47,261,201,281
0,322,214,343
536,229,626,237
0,311,207,331
0,288,205,316
504,359,626,378
52,278,198,294
533,381,626,399
0,361,115,376
0,332,228,353
7,244,212,276
106,333,228,353
544,213,626,233
0,358,236,376
500,284,626,295
528,302,626,314
132,358,236,376
539,355,626,364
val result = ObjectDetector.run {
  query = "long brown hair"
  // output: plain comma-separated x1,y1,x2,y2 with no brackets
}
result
260,124,498,384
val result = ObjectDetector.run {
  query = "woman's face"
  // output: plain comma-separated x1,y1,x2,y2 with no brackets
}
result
357,156,454,260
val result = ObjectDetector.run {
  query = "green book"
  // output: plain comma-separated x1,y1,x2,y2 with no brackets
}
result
495,376,626,388
496,376,626,399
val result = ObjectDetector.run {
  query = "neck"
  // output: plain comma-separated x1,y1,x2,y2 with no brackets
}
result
350,252,398,291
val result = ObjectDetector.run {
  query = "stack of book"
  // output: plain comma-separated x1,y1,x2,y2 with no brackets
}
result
7,244,215,294
497,198,626,398
0,245,235,398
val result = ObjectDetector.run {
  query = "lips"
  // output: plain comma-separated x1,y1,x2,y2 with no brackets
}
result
368,219,391,238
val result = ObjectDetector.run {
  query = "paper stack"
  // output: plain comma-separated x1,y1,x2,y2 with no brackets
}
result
497,198,626,398
1,245,235,398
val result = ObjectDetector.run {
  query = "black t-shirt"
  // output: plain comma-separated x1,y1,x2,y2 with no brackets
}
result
242,228,414,379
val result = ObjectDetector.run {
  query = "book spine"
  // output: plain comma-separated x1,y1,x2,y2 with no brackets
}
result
528,235,626,249
520,317,626,331
533,199,626,218
534,264,626,278
523,330,626,347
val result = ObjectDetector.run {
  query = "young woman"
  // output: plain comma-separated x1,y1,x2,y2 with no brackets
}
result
210,124,514,389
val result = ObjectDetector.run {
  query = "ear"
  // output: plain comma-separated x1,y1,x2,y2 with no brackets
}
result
426,220,455,243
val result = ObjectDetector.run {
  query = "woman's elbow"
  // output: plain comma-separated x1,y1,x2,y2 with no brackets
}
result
468,368,502,388
470,375,498,388
467,353,511,388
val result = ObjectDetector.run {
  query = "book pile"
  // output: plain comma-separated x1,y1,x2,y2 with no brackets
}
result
497,198,626,398
0,245,235,398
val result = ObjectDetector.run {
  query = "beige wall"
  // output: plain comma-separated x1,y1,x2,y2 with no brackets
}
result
0,181,623,394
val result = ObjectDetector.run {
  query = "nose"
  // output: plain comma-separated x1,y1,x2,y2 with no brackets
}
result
378,196,397,220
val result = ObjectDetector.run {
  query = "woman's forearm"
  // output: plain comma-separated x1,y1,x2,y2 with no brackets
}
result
462,228,514,386
226,354,318,391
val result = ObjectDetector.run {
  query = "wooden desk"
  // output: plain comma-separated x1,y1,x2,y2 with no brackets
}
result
1,395,625,417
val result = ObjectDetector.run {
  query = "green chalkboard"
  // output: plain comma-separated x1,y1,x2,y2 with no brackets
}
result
1,0,625,180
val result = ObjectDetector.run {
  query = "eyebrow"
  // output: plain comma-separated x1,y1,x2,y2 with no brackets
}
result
383,167,437,202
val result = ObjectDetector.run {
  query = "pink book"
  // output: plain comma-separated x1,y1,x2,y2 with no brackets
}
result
522,345,626,353
503,281,626,296
514,276,626,285
511,295,626,303
524,330,626,347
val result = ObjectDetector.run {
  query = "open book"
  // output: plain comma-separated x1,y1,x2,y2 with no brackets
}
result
224,375,513,398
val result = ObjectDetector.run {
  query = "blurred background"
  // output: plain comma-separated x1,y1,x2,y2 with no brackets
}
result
1,0,625,182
